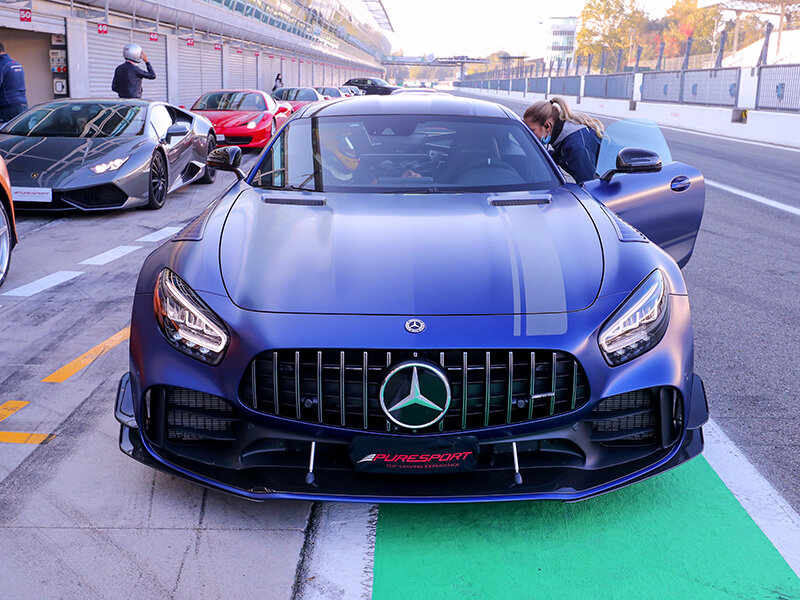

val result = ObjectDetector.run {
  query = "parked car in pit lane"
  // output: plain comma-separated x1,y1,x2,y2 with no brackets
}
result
190,90,291,150
269,87,326,110
0,155,17,288
344,77,400,95
315,86,346,99
0,99,215,211
115,95,708,502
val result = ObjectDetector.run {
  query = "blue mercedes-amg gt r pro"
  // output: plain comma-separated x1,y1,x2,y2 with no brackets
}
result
115,95,709,502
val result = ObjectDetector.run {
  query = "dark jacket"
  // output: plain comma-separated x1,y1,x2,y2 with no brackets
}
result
550,120,602,185
0,54,27,107
112,61,156,99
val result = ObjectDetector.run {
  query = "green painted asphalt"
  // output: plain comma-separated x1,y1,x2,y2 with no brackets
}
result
373,458,800,600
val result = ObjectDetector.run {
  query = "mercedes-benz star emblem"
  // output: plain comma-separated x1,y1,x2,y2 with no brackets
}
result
31,172,39,179
379,361,451,429
404,318,426,334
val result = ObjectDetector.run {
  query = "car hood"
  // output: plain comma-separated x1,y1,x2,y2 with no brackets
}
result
0,135,146,188
219,188,603,315
196,110,264,129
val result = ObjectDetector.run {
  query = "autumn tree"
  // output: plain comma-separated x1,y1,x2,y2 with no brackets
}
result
576,0,648,71
662,0,720,57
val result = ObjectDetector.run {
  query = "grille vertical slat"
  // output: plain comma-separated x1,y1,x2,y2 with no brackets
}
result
241,349,589,435
462,351,468,430
550,351,557,415
571,361,578,410
294,351,301,419
506,351,514,424
273,351,279,416
339,351,345,427
484,351,491,428
528,352,536,420
362,351,368,429
316,351,323,423
250,361,258,410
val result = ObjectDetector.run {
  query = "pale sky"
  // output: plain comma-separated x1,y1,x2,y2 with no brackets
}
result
380,0,677,57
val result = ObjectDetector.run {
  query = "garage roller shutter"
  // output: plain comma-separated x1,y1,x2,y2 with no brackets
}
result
228,51,244,89
87,26,131,98
243,53,257,89
131,31,168,101
202,45,223,94
177,43,202,107
263,56,279,90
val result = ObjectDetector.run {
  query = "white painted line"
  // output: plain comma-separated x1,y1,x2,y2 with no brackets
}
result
706,180,800,218
296,503,378,600
135,227,182,243
1,271,84,297
704,418,800,576
79,245,142,266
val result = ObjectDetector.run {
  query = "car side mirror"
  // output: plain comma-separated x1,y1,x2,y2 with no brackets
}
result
166,123,190,139
600,147,662,181
207,146,244,180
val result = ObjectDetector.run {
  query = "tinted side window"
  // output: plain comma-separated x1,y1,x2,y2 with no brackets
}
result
251,119,314,189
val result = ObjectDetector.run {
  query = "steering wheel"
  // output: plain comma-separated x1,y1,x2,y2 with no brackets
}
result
450,157,522,185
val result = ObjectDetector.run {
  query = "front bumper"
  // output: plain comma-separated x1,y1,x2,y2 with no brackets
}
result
216,126,270,148
116,372,708,503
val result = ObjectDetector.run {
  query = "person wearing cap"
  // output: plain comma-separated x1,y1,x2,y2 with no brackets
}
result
0,41,28,122
112,43,156,99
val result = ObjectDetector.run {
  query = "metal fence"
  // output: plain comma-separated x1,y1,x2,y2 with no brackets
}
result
549,76,581,96
583,74,634,99
527,77,548,93
681,68,740,107
641,71,683,103
756,64,800,112
512,78,526,92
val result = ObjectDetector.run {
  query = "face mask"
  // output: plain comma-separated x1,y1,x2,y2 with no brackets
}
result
540,134,551,145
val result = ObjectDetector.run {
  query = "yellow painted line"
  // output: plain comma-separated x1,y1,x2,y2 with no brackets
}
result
0,400,29,422
0,401,55,444
0,431,54,444
42,326,130,383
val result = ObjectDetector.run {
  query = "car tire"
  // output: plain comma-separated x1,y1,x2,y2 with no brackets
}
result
0,201,12,289
198,135,217,185
145,151,168,210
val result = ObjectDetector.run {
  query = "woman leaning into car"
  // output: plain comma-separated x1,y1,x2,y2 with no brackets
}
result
523,96,604,185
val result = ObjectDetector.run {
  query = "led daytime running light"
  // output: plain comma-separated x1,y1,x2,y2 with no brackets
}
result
90,156,129,174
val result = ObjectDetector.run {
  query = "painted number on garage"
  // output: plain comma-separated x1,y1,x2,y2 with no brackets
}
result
19,9,32,22
149,32,158,42
186,38,195,46
97,23,108,34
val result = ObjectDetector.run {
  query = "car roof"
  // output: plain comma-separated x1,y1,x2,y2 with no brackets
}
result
44,98,151,106
296,94,512,119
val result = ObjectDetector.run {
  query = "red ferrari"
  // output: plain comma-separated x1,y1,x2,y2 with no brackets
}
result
190,90,292,149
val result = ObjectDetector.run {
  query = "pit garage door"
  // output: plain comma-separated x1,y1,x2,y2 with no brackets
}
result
176,41,222,108
0,28,54,107
243,53,258,89
87,26,168,101
263,55,280,91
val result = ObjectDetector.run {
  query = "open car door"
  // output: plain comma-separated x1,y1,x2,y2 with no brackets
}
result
582,119,704,268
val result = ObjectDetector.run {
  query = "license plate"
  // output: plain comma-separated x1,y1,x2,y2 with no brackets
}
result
350,436,478,474
12,186,52,203
216,134,225,141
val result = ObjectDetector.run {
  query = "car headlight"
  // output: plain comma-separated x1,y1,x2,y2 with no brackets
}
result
153,269,229,365
598,269,669,366
90,156,129,174
246,120,257,129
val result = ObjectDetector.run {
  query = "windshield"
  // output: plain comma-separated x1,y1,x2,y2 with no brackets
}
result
295,89,318,101
3,102,146,138
192,92,266,111
595,118,672,177
372,78,390,86
251,114,560,193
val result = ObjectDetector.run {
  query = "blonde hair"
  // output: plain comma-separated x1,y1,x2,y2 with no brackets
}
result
523,96,604,138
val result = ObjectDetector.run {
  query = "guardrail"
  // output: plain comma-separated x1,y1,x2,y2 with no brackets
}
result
756,64,800,112
454,65,800,114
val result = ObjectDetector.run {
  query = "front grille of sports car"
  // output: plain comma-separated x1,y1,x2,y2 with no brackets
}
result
145,387,241,444
589,387,683,446
238,349,589,434
58,184,129,209
221,136,253,145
